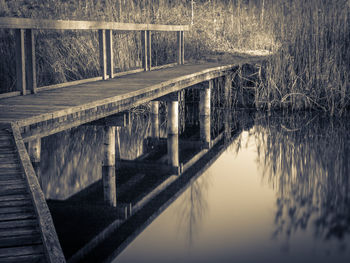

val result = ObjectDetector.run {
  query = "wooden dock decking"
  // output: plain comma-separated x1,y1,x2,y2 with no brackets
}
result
0,123,65,262
0,62,242,141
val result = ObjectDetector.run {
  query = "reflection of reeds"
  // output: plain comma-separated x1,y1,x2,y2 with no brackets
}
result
175,173,212,247
253,112,350,241
40,126,104,200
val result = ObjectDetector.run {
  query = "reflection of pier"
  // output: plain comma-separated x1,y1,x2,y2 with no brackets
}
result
59,107,253,263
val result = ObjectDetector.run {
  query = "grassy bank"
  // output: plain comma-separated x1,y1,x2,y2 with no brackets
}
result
0,0,349,115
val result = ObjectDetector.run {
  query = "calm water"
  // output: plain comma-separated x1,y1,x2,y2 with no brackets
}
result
37,110,350,263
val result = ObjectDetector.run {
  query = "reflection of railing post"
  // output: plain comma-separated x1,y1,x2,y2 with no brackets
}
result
102,126,117,207
199,80,212,149
167,97,179,173
224,74,232,109
150,101,159,138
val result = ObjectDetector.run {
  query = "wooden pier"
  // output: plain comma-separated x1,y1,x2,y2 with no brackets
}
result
0,17,259,261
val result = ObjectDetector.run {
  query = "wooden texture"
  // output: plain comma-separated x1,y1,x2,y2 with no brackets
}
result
147,30,151,70
141,30,148,71
0,63,240,141
98,29,107,80
177,31,182,64
0,17,189,31
15,29,26,95
106,30,114,79
25,29,36,94
0,125,45,262
10,123,66,263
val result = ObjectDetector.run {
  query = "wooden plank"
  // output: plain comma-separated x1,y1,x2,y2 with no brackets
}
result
0,233,42,248
0,17,189,31
37,76,103,92
15,29,26,95
0,194,29,202
0,179,25,186
0,199,31,207
0,212,36,221
25,29,36,94
0,226,39,238
11,124,66,263
0,219,37,229
0,245,43,258
0,254,44,263
0,92,21,99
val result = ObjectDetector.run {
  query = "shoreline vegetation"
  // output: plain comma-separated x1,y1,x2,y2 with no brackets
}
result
0,0,349,115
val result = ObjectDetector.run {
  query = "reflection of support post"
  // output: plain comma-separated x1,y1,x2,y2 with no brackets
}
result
224,74,232,109
150,101,159,138
102,126,116,207
167,100,179,174
200,80,212,149
28,138,41,186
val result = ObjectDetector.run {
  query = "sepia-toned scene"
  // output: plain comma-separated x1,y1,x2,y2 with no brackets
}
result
0,1,349,262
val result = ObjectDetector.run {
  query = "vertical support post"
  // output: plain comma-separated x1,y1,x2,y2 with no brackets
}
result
28,138,41,163
150,101,159,138
106,29,114,79
199,80,212,149
102,126,116,207
177,31,182,65
15,29,26,95
28,138,41,186
167,99,179,174
147,30,151,70
141,30,148,71
99,29,107,80
25,29,36,94
181,31,184,64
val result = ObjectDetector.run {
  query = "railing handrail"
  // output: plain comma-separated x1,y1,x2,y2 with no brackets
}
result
0,17,190,31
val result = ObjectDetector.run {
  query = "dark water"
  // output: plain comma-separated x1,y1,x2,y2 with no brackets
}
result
37,108,350,263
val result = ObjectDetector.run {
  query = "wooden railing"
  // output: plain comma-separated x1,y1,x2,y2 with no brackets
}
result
0,17,189,97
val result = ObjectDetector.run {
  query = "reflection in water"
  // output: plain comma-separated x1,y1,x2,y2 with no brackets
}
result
175,173,212,247
37,82,350,262
253,112,350,249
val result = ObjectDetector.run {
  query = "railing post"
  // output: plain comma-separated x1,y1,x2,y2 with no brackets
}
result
25,29,37,94
147,30,151,71
15,29,26,95
106,29,114,79
181,31,184,64
141,30,148,71
177,31,182,65
99,29,107,80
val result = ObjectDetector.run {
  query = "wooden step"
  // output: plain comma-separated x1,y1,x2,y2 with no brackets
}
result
0,194,29,202
0,219,38,229
0,212,36,222
0,174,24,181
0,206,34,215
0,184,27,196
0,169,23,175
0,163,21,169
0,233,42,249
0,245,44,258
0,226,40,238
0,253,45,263
0,199,32,208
